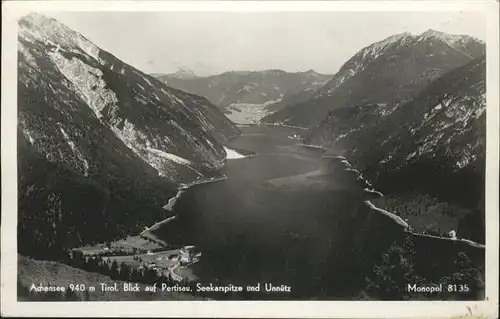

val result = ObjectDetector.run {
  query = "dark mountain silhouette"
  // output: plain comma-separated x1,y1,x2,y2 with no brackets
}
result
263,30,485,127
308,55,486,243
17,13,239,256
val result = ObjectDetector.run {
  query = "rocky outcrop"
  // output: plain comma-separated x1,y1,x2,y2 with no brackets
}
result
17,13,239,256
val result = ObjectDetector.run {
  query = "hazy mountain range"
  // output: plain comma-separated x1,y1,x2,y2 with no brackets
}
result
152,69,331,124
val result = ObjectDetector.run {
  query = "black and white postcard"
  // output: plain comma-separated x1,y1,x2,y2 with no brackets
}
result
1,1,499,317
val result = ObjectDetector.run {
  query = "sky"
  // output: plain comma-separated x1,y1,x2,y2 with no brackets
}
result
46,11,486,77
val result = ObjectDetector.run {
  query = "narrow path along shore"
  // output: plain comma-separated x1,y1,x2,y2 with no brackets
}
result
139,146,249,282
310,144,486,250
409,230,485,249
364,200,409,228
140,216,176,236
169,262,183,282
143,133,484,288
179,175,228,190
141,146,247,240
260,122,310,131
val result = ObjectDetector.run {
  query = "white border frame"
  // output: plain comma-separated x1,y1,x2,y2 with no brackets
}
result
2,1,499,317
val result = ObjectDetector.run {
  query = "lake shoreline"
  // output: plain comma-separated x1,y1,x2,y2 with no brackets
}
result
320,147,486,250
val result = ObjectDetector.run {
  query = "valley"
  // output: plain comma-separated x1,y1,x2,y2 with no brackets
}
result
153,70,331,124
14,12,488,303
59,124,483,301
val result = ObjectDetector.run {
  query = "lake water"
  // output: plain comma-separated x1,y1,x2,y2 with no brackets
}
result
151,124,369,299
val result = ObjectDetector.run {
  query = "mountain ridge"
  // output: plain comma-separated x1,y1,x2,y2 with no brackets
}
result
263,29,485,127
17,12,239,255
152,68,332,124
308,55,486,243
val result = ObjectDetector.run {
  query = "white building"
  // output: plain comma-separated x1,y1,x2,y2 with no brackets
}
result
180,254,190,264
449,230,457,240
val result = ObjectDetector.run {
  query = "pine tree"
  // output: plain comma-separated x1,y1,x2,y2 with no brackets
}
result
144,268,157,284
98,258,110,276
120,262,130,281
87,256,99,272
130,268,141,282
163,272,172,286
72,250,85,269
110,260,119,279
364,235,423,300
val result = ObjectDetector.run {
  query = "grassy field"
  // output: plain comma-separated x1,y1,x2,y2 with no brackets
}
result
76,235,164,255
18,255,202,301
113,236,164,250
371,192,472,236
106,249,181,270
74,233,199,283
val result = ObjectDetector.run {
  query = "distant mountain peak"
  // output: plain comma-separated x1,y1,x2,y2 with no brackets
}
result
304,69,320,75
220,70,251,76
362,32,414,56
419,28,483,43
420,28,443,37
170,68,197,79
154,67,332,120
261,69,287,74
388,31,413,40
266,27,485,127
19,13,102,62
418,28,485,57
371,32,413,47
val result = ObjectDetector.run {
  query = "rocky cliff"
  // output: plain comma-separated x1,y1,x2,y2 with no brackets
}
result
17,13,239,256
308,56,486,243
